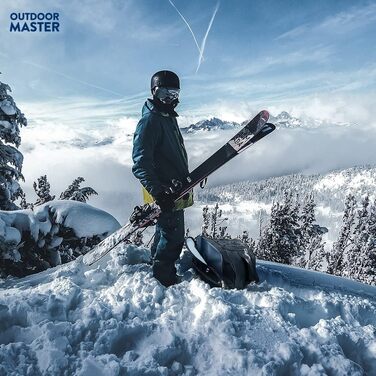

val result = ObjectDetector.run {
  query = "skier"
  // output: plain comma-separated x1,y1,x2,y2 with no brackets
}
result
84,108,274,267
132,70,193,287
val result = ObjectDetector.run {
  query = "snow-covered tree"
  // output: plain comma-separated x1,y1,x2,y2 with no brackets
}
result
59,177,97,202
258,208,267,237
257,192,301,264
239,230,256,252
33,175,55,205
343,196,376,285
328,194,357,276
298,194,327,270
0,77,27,210
342,196,369,279
19,190,34,210
201,206,210,236
0,201,120,277
358,200,376,285
210,203,221,238
300,194,316,241
30,176,97,206
305,232,327,271
201,203,229,238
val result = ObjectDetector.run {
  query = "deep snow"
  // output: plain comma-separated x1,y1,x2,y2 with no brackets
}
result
0,244,375,376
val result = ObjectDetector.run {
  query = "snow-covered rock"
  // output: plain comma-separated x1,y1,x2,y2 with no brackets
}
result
0,245,374,375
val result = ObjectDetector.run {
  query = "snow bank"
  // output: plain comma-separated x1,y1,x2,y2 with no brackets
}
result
0,245,375,375
0,200,120,276
35,200,120,238
0,201,119,246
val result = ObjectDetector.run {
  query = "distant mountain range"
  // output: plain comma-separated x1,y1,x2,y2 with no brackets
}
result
181,117,239,133
181,111,351,133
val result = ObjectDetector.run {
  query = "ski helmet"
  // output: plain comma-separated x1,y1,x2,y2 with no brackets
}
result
151,70,180,91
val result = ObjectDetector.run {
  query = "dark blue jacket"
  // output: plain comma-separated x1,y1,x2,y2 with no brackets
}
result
132,99,189,197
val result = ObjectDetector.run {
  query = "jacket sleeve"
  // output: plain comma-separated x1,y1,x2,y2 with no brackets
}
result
132,115,164,196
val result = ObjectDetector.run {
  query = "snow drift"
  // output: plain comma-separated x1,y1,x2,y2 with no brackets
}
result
0,245,375,375
0,200,120,276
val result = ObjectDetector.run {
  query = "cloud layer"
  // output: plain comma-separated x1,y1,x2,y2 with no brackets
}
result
18,107,376,227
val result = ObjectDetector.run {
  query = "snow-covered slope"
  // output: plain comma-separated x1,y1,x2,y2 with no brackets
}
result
192,165,376,239
0,245,375,375
198,166,376,206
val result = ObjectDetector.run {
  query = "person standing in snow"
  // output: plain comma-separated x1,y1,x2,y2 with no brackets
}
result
132,70,193,287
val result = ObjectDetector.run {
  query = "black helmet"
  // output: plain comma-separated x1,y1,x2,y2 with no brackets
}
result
151,70,180,91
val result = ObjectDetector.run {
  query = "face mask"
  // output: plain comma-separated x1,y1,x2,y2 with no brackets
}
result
154,87,180,104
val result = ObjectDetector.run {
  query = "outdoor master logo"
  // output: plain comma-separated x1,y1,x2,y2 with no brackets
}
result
9,12,60,32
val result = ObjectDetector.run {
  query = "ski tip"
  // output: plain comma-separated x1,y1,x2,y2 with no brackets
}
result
260,110,270,121
264,122,276,130
260,122,276,135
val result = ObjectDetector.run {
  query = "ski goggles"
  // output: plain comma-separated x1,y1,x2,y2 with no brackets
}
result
155,87,180,103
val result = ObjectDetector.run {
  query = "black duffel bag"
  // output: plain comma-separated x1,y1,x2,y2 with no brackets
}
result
185,235,259,289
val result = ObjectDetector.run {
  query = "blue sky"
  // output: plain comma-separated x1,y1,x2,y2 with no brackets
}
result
0,0,375,124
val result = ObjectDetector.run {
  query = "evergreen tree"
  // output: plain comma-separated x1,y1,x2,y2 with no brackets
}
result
298,193,326,270
342,196,369,279
0,77,27,210
257,192,301,264
19,191,34,210
201,203,229,238
59,177,98,203
239,230,256,253
33,175,55,205
345,197,376,285
258,208,267,237
305,234,327,271
201,206,210,236
328,194,357,276
359,200,376,285
300,194,316,244
210,203,221,238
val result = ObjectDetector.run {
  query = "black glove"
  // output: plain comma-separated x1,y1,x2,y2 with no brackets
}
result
155,191,175,212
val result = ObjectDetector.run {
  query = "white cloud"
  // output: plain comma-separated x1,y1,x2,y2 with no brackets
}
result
18,99,376,228
277,3,376,40
19,95,145,129
231,45,334,78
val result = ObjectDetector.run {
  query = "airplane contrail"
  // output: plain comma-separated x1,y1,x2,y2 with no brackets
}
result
23,61,125,97
196,2,220,73
168,0,220,72
168,0,201,54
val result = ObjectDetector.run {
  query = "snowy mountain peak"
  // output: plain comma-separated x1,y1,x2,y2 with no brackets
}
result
271,111,351,129
181,117,238,133
181,111,351,134
270,111,304,129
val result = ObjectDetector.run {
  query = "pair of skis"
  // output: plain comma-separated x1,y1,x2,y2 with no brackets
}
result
83,110,275,266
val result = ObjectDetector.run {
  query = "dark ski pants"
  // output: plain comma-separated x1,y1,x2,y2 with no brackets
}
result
151,209,184,287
